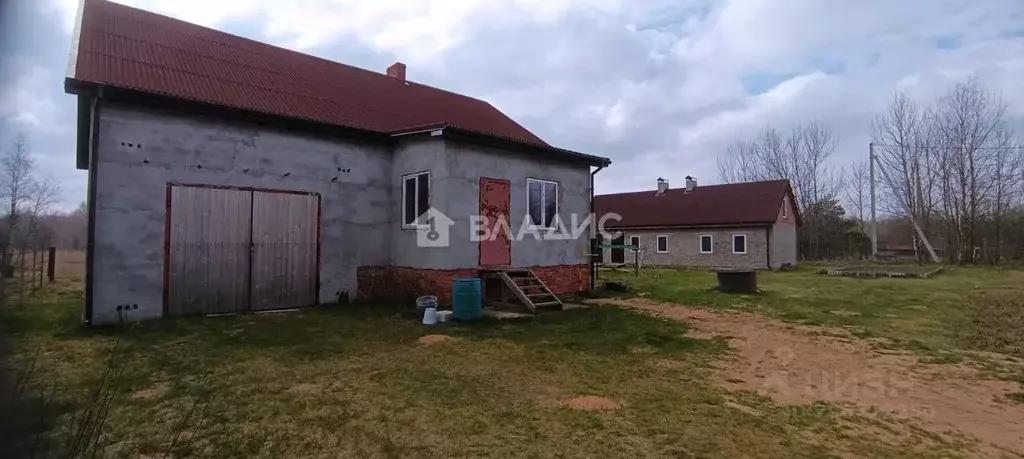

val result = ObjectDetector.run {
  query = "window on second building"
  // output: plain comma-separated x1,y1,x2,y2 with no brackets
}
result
782,197,789,218
403,171,430,227
527,178,559,229
657,235,668,253
732,234,747,254
700,235,713,253
629,236,640,252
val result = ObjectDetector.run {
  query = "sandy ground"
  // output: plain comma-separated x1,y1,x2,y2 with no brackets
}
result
590,298,1024,458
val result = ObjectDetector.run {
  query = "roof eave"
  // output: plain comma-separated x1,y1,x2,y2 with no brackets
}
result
65,0,86,81
603,222,775,231
430,126,611,167
70,81,393,142
68,81,613,168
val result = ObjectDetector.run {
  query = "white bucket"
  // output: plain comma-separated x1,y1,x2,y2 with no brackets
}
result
436,310,453,323
422,307,438,325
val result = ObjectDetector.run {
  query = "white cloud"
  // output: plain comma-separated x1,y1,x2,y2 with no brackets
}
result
262,0,632,63
105,0,260,28
37,0,1024,201
0,61,61,133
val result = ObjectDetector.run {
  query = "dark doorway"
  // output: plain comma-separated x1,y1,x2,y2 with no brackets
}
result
611,234,625,264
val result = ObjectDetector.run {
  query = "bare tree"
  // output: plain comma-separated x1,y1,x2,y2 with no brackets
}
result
0,134,69,300
717,123,846,258
872,92,942,262
843,159,870,233
987,128,1022,263
869,78,1022,264
718,127,787,184
0,134,35,276
42,204,88,252
718,123,843,211
933,77,1008,263
25,176,62,289
25,176,61,236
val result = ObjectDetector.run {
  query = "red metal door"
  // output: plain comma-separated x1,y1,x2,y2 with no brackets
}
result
479,178,511,266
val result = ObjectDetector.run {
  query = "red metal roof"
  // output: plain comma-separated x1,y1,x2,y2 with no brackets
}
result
70,0,548,145
595,179,799,228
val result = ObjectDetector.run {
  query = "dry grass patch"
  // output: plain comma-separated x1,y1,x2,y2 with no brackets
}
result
961,290,1024,358
131,381,170,400
556,396,621,411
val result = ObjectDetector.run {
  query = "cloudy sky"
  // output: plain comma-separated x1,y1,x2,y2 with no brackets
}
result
1,0,1022,209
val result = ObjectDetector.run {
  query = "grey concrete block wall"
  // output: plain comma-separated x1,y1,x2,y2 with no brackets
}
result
604,227,770,269
384,138,592,269
442,140,592,268
92,102,392,323
389,137,450,269
89,101,596,323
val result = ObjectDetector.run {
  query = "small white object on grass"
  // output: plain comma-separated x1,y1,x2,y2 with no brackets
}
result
422,307,438,325
436,310,453,323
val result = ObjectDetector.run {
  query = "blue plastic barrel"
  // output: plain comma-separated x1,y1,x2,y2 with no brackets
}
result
452,278,483,321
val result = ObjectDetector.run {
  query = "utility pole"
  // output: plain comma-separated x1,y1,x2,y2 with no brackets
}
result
869,142,877,257
868,148,937,264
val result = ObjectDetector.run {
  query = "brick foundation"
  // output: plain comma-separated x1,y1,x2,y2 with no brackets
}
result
356,264,590,304
529,264,590,296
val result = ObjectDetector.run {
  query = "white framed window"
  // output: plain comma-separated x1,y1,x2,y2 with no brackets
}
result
700,234,713,254
657,235,668,253
527,178,559,229
782,197,789,219
629,236,640,252
402,171,430,228
732,234,747,254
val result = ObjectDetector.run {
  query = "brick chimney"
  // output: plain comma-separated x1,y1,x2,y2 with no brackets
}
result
387,62,406,82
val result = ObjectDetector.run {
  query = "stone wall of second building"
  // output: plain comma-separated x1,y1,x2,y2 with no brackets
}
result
604,227,770,269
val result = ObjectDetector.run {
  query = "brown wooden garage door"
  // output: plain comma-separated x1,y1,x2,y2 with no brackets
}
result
166,185,320,316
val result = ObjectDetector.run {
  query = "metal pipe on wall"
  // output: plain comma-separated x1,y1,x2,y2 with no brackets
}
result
589,165,605,290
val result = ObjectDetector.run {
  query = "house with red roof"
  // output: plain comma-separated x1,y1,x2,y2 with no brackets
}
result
594,177,800,270
65,0,610,324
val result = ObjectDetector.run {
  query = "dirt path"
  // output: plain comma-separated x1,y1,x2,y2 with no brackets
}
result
590,298,1024,458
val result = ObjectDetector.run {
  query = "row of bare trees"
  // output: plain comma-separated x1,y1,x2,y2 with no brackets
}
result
717,123,856,259
718,78,1024,264
869,78,1023,263
1,134,64,303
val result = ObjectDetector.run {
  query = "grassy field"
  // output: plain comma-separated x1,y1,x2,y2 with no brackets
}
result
598,265,1024,359
2,258,1020,458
